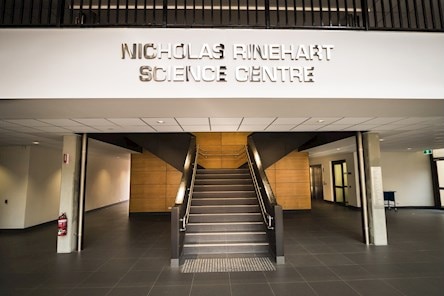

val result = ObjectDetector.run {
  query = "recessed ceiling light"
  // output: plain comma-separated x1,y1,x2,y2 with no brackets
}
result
379,139,385,142
157,120,165,124
336,148,341,151
32,141,40,145
317,119,325,123
407,148,412,150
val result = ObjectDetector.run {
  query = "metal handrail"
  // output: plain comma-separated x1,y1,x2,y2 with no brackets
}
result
198,147,246,158
245,145,274,230
180,145,199,231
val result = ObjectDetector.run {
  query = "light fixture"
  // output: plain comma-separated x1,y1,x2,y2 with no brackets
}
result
379,138,385,142
407,147,412,150
317,119,325,123
32,141,40,145
157,120,165,124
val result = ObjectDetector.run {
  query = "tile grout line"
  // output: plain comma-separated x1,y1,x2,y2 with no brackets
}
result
146,265,166,296
63,256,115,295
313,252,365,296
263,269,277,296
104,257,143,296
188,272,196,296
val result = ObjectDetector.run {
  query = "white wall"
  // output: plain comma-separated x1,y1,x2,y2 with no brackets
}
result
0,146,30,228
0,140,130,229
25,146,62,227
309,152,361,207
381,152,434,207
85,139,130,211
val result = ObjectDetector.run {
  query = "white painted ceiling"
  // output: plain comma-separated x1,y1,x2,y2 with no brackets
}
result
0,98,443,152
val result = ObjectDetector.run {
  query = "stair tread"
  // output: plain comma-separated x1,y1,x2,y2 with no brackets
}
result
186,231,266,235
184,242,269,247
191,205,258,207
190,212,261,216
188,221,263,225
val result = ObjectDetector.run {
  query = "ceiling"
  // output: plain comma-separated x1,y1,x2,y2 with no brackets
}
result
0,98,443,153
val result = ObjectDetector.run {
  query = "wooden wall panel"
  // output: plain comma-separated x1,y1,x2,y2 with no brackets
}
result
130,150,181,213
195,132,250,168
265,151,311,210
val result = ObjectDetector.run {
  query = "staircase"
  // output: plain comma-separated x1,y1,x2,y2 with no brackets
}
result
183,168,270,256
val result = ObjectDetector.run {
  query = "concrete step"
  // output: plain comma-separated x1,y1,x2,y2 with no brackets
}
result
193,191,256,198
189,212,263,223
192,197,258,206
194,179,253,185
184,231,268,244
182,242,269,255
190,205,260,214
194,184,255,192
187,222,265,232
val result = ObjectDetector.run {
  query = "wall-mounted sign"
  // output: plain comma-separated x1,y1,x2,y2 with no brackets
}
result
121,42,334,83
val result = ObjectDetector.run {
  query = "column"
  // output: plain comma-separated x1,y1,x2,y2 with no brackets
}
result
363,132,388,245
57,135,81,253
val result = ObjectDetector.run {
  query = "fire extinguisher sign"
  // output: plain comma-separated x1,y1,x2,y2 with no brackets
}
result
58,213,68,236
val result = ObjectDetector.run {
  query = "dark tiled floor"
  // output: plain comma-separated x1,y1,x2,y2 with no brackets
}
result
1,201,444,296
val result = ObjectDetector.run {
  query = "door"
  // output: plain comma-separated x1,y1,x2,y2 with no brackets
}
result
437,160,444,208
310,165,324,200
332,160,349,206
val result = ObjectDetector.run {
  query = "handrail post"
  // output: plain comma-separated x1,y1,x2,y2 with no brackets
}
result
274,205,285,264
361,0,369,30
56,0,66,27
265,0,270,28
171,206,180,267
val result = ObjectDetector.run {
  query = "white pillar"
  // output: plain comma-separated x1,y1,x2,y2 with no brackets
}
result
363,133,388,245
57,135,81,253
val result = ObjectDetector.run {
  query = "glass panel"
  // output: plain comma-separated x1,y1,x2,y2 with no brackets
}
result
334,163,343,186
437,160,444,187
335,188,344,203
342,162,348,187
440,189,444,208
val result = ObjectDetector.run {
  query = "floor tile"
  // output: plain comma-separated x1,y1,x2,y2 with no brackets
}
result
309,281,361,296
229,271,267,284
286,254,324,267
315,254,356,266
231,283,275,296
78,271,126,288
295,266,341,282
384,277,444,296
190,284,231,296
148,285,191,296
117,270,160,287
65,287,111,296
346,279,404,296
270,282,317,296
264,266,305,283
107,287,152,296
154,268,194,286
28,288,72,296
192,272,230,285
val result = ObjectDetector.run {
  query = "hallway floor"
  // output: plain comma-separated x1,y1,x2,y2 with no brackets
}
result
1,201,444,296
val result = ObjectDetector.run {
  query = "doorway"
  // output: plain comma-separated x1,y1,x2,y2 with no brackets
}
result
332,160,349,206
310,165,324,200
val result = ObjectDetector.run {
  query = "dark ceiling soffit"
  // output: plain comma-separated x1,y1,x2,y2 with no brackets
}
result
86,133,143,153
298,132,357,151
126,133,194,172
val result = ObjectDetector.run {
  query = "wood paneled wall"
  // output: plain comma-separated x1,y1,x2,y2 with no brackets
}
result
195,132,250,168
130,150,181,213
265,151,311,210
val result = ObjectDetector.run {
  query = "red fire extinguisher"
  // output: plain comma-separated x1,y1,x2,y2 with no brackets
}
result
58,213,68,236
